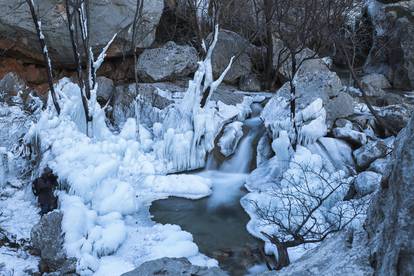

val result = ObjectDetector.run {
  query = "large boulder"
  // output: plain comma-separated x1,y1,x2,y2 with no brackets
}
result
121,257,228,276
366,113,414,275
0,0,164,65
365,0,414,89
31,210,76,273
209,30,253,84
137,41,198,82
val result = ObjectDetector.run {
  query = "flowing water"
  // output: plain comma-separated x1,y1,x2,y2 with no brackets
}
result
150,109,265,275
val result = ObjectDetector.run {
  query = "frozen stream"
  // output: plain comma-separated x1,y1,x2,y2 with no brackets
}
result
150,114,265,275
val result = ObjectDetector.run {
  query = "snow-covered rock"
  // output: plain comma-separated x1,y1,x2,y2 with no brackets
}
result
353,139,389,169
137,41,199,82
353,171,382,198
218,121,244,157
377,104,411,132
121,257,228,276
333,122,367,146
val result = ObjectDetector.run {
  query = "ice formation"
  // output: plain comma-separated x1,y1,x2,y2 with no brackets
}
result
24,26,256,275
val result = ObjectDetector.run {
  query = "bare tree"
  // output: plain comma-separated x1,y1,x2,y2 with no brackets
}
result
26,0,61,115
247,161,364,270
64,0,116,137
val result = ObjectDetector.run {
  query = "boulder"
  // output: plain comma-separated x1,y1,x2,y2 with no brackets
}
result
365,1,414,89
353,171,382,198
377,104,411,132
366,113,414,275
360,73,391,97
30,210,76,273
209,30,253,84
0,0,164,65
239,74,261,92
121,257,228,276
353,139,389,168
325,92,355,128
0,72,26,101
96,76,115,103
333,122,368,146
368,157,389,174
137,41,198,82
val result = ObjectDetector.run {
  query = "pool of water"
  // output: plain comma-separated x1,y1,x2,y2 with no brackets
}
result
150,171,263,275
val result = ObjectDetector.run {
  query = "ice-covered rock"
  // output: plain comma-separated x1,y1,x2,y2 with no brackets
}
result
353,139,389,169
31,210,76,273
333,122,367,146
121,257,228,276
137,41,198,82
307,137,355,173
352,171,382,198
218,121,244,157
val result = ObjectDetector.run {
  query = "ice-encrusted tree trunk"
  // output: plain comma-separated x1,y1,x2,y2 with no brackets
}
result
26,0,61,115
64,0,116,137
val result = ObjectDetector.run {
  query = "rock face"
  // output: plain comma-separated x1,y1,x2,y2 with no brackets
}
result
366,113,414,275
137,41,198,82
31,211,76,273
96,76,115,103
209,30,253,84
365,0,414,89
121,257,228,276
0,0,164,65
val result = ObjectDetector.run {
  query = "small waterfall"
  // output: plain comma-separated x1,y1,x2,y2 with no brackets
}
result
220,116,263,174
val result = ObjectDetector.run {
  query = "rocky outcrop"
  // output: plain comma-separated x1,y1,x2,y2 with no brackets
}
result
366,113,414,275
121,257,228,276
0,0,164,65
209,30,253,84
365,0,414,89
137,41,198,82
31,211,76,274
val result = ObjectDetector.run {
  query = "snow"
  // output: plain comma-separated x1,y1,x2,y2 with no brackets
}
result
0,247,39,275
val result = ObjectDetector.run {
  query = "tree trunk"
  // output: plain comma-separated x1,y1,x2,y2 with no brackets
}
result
289,52,298,149
26,0,61,115
275,243,290,270
263,0,274,90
